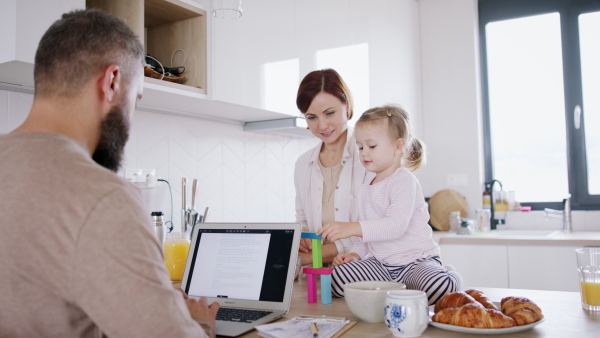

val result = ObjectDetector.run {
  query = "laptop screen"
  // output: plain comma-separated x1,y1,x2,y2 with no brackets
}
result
183,228,295,303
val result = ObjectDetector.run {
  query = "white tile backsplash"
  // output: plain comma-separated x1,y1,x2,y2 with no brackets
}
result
0,89,318,230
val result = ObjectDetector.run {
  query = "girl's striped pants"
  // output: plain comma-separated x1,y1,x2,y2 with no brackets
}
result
331,256,463,305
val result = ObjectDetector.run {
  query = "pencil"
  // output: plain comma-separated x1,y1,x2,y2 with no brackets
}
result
310,322,318,338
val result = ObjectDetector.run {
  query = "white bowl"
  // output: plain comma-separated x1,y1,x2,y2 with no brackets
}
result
344,281,406,323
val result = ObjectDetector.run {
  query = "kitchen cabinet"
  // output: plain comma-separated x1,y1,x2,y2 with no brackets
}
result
212,0,423,123
0,0,84,88
87,0,208,94
439,244,509,288
508,245,580,292
440,242,581,292
0,0,302,126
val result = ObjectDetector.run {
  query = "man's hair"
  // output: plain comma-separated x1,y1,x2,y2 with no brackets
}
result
34,9,145,97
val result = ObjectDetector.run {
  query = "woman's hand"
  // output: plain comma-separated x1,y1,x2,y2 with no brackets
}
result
317,222,362,242
332,252,360,267
299,226,312,253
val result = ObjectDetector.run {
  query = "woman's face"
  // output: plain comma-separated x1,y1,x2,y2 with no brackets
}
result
304,92,349,144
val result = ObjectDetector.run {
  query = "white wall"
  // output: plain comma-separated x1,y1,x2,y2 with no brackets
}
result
419,0,484,216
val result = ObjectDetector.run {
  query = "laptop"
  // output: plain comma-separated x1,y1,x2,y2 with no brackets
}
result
181,222,301,337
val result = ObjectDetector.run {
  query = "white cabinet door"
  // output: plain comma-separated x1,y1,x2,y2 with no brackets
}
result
508,245,580,292
0,0,84,87
211,0,422,118
212,0,297,113
440,244,509,288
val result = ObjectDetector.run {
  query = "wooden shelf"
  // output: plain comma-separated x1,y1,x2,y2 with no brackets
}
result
87,0,207,91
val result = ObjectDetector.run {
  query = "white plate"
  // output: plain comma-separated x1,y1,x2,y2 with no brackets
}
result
428,303,545,335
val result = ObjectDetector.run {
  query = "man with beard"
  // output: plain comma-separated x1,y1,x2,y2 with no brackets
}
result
0,9,218,338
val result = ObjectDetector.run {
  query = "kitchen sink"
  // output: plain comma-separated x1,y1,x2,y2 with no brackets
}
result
488,230,561,238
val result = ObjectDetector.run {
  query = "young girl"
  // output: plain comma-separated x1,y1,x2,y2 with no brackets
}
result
317,105,462,305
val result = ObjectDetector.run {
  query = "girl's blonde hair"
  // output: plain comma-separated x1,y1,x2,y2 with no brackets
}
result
356,104,426,172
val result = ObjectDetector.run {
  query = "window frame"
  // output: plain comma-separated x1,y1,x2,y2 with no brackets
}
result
479,0,600,210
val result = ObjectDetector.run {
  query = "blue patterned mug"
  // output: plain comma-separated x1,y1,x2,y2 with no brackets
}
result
384,290,428,337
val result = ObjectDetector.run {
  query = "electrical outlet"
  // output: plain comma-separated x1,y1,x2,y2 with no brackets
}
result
447,174,468,186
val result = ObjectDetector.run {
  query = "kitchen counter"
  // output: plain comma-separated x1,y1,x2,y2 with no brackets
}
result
431,230,600,246
235,277,599,338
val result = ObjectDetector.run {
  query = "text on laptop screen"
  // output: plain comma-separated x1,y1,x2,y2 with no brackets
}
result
184,229,294,302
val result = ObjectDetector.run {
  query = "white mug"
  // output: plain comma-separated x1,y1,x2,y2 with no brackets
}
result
384,290,429,337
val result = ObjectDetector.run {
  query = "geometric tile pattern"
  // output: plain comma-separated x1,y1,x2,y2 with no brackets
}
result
127,109,317,230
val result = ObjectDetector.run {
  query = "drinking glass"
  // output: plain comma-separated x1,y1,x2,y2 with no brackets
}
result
576,247,600,311
164,232,191,281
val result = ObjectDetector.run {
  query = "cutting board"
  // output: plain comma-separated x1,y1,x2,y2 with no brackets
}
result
428,189,468,231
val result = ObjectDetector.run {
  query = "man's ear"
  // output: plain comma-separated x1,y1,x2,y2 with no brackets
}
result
99,64,121,104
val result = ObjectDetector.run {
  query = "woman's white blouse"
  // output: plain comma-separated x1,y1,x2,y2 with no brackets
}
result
294,130,375,254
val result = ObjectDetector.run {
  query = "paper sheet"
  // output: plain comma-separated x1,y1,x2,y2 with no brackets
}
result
256,317,350,338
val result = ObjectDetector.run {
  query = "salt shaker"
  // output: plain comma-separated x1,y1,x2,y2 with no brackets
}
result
151,211,165,247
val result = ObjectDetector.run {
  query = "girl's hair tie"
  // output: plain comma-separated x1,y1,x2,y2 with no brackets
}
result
387,110,392,117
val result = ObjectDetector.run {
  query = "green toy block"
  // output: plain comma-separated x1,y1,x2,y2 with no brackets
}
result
312,238,322,268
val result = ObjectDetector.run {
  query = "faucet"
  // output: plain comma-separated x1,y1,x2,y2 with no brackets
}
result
487,179,505,230
544,195,573,233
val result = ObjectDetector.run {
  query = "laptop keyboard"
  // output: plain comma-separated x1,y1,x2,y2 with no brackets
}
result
216,308,273,323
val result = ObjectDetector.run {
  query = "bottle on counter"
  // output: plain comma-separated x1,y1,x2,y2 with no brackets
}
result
476,209,491,233
151,211,165,247
448,211,461,232
483,183,491,209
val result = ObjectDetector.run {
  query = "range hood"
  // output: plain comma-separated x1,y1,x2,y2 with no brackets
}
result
243,117,311,137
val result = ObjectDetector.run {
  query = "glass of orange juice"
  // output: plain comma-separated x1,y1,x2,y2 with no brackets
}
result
164,232,190,281
576,248,600,311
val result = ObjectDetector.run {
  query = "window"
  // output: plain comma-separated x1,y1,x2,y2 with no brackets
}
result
479,0,600,210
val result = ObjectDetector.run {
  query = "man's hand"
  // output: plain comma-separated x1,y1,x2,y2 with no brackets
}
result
298,250,312,266
332,252,360,267
185,297,220,328
317,222,362,242
299,226,312,253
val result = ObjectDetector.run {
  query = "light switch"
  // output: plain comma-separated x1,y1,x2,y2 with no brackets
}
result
447,174,468,186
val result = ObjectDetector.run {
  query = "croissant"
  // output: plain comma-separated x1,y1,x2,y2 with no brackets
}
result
433,291,481,313
501,297,543,325
465,289,499,310
432,303,516,328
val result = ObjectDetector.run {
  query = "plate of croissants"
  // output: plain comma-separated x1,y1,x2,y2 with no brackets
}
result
429,289,544,334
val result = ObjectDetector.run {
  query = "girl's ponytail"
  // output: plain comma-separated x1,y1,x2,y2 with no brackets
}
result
403,137,426,173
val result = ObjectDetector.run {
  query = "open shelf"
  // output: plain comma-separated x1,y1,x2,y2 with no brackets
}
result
87,0,207,93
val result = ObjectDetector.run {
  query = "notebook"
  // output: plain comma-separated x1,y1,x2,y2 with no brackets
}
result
181,222,301,337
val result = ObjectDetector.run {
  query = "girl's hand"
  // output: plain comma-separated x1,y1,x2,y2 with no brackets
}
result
299,226,312,253
333,252,359,267
317,222,362,242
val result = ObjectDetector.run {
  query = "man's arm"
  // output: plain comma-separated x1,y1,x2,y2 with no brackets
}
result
71,188,214,338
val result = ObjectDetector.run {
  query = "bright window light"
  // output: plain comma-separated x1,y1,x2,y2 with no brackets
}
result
316,43,369,128
486,13,568,202
579,11,600,195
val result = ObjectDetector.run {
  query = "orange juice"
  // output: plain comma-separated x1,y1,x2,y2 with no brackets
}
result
580,281,600,306
164,234,190,281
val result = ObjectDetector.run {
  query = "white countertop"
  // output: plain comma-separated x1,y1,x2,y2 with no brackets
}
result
431,230,600,246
